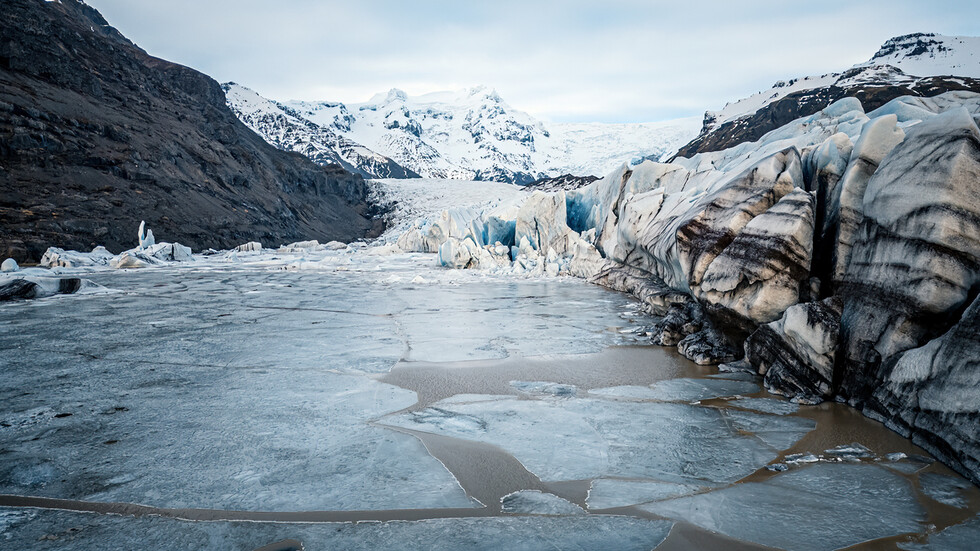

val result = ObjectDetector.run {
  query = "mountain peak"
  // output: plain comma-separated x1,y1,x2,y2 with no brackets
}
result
860,33,980,78
872,33,946,61
385,88,408,102
365,88,408,105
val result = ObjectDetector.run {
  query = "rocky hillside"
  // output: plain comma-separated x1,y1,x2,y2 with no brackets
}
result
675,34,980,158
225,84,701,184
0,0,379,262
391,89,980,485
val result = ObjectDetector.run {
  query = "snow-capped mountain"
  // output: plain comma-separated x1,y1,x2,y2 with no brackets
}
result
677,33,980,157
222,84,418,179
225,84,700,184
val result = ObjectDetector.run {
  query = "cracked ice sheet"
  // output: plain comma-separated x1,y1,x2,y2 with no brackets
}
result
380,393,814,485
0,356,476,511
0,255,658,512
588,378,760,402
500,490,585,515
0,254,653,372
643,463,926,551
587,479,703,510
729,397,799,415
899,514,980,550
0,508,673,551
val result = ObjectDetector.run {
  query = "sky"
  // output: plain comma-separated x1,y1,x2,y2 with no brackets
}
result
85,0,980,123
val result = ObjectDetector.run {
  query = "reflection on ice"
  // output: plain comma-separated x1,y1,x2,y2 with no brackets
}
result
381,391,814,485
643,463,926,551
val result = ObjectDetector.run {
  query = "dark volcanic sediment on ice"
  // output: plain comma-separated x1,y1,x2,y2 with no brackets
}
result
0,0,381,262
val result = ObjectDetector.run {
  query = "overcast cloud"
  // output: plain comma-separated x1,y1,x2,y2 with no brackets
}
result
85,0,980,123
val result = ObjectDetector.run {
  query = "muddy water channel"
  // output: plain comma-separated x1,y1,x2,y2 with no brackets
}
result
0,252,977,550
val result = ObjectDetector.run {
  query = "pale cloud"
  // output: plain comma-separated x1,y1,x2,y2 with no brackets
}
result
85,0,980,122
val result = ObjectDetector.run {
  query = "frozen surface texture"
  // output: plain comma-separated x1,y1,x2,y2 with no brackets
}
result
589,377,759,402
729,397,800,415
500,490,585,515
643,463,926,551
587,479,703,510
919,473,971,509
382,391,814,485
899,515,980,551
0,508,673,551
0,252,652,512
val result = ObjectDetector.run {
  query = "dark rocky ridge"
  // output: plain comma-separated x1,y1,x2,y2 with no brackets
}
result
674,73,980,159
0,0,380,262
523,173,599,192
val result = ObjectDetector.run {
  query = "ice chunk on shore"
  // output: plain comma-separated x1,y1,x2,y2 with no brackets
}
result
1,258,19,272
138,220,155,249
642,463,925,551
500,490,585,515
234,241,263,252
39,246,115,268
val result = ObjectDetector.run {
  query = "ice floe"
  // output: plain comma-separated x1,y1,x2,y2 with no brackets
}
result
500,490,585,515
381,391,814,485
0,509,674,551
642,463,926,551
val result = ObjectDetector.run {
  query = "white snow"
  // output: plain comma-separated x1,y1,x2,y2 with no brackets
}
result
702,34,980,135
226,83,700,182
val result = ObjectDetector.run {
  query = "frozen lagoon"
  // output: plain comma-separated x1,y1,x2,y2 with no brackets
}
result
1,248,979,550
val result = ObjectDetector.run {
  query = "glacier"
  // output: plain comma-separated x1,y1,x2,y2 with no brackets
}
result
224,83,701,183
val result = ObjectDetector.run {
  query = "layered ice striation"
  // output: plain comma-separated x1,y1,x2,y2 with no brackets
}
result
643,463,927,551
0,508,674,551
381,390,814,486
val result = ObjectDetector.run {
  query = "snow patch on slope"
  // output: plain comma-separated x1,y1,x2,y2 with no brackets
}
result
704,34,980,133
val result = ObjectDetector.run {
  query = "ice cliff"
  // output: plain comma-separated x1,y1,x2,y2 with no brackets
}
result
390,90,980,485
